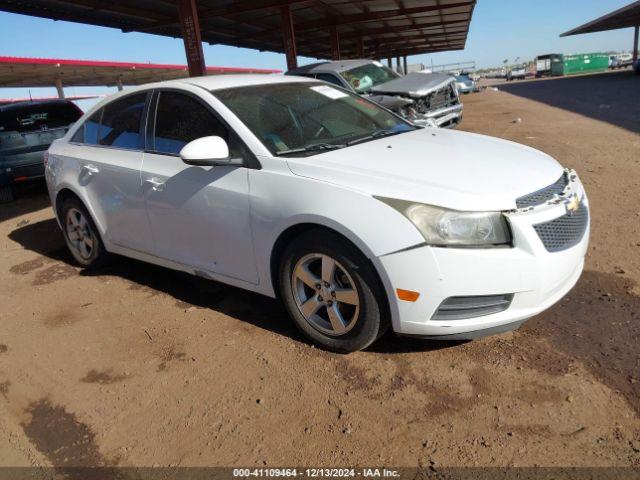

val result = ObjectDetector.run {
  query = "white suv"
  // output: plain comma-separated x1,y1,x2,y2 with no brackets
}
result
45,75,589,352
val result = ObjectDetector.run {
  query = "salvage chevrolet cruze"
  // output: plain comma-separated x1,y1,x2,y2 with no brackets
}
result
45,75,589,352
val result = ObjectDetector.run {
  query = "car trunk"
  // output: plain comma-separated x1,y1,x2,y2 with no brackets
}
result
0,102,80,165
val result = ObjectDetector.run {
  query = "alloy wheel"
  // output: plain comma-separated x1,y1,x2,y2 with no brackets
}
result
291,253,360,336
65,207,94,260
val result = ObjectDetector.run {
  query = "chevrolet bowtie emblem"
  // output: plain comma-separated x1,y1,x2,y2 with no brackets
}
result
565,194,581,213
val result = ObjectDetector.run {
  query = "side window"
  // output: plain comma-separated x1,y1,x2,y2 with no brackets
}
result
98,93,146,149
153,91,234,156
316,73,344,87
70,125,84,143
71,108,102,145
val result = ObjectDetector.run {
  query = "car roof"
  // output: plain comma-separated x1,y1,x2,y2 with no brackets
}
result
71,74,320,119
0,99,75,112
142,73,312,92
287,59,378,75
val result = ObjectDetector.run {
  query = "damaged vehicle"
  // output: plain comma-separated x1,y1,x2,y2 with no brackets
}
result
286,59,463,128
47,75,589,352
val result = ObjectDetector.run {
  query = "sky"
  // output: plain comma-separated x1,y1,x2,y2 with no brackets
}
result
0,0,636,110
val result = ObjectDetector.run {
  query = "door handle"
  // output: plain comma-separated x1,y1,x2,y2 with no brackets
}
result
145,177,166,192
82,164,99,176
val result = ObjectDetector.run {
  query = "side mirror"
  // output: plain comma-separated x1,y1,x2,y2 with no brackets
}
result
179,136,242,167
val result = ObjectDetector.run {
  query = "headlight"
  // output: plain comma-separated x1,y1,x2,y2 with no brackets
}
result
376,197,511,247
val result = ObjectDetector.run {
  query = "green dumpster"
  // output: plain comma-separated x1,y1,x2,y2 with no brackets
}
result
563,53,610,75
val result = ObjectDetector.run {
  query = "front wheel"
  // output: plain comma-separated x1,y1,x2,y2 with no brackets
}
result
279,230,389,353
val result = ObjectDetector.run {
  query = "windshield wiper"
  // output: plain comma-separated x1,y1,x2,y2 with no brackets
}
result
275,142,346,156
346,129,406,146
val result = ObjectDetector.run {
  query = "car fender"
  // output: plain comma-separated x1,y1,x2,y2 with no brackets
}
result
248,165,425,297
46,144,107,238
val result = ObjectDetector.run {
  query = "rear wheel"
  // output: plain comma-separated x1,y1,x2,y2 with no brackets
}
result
279,229,389,353
60,197,109,268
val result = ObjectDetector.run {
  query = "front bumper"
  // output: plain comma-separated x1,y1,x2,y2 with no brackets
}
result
413,103,463,129
376,174,589,339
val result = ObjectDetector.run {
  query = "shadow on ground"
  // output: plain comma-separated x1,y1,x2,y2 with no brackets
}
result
7,218,455,355
9,219,639,388
498,70,640,133
0,181,50,223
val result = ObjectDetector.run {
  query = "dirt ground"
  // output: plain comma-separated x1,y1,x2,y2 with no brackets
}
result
1,75,639,470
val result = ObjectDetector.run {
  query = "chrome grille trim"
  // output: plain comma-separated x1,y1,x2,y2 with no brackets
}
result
432,294,514,321
516,173,569,208
533,203,588,252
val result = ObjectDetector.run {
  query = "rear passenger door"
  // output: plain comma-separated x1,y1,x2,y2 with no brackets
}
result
67,92,154,252
141,89,257,284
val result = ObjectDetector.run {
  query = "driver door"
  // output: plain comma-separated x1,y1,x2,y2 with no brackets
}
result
141,89,258,284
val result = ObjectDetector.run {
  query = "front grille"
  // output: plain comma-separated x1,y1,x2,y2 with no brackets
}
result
516,173,569,208
427,85,457,110
431,294,514,321
533,203,588,252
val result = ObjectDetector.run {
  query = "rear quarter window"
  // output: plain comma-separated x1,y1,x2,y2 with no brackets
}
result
71,109,102,145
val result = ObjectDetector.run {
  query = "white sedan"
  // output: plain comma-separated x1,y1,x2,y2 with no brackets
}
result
45,75,589,352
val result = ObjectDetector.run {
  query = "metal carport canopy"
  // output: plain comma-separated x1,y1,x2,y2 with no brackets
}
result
0,56,281,88
560,0,640,36
0,0,476,72
560,1,640,63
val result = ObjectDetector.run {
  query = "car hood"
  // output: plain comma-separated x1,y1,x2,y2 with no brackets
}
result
370,72,454,97
285,128,564,212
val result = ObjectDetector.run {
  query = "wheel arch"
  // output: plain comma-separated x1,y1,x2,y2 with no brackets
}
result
54,187,107,245
55,187,81,221
268,222,391,326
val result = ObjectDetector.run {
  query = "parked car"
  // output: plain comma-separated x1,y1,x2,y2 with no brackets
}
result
0,99,82,202
610,53,633,69
453,74,475,93
46,75,590,352
506,68,526,81
286,59,463,128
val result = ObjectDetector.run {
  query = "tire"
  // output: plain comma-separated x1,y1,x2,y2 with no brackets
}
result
0,185,13,204
60,197,110,268
279,229,389,353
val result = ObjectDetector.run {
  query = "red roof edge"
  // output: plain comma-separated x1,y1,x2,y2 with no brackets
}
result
0,55,282,74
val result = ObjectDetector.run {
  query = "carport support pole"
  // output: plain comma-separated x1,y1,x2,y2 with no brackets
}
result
634,25,639,63
387,58,392,68
356,37,364,59
281,4,298,70
177,0,207,77
330,25,340,60
403,56,408,75
54,78,65,99
396,56,402,73
116,78,123,91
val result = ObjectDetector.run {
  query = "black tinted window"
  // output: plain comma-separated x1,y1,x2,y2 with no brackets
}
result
316,73,343,87
0,101,82,133
153,91,228,155
98,93,146,149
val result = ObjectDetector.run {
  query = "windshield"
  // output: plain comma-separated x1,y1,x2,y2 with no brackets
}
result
340,63,399,93
213,82,415,157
